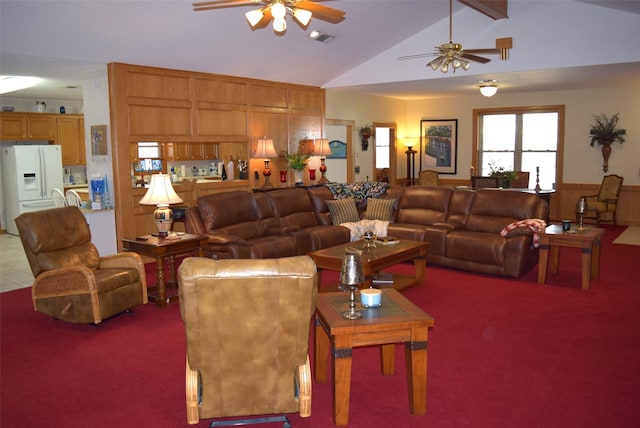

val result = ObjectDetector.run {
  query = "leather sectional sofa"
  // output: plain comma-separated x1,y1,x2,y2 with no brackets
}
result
185,184,548,277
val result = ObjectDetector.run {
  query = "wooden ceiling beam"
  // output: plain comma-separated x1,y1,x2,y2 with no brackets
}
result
458,0,508,20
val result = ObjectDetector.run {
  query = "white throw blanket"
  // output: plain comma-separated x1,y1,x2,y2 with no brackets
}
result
340,219,390,242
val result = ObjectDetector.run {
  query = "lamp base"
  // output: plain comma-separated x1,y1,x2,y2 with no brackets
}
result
154,205,173,238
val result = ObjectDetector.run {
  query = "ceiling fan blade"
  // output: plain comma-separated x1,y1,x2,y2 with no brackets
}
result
398,53,435,61
295,1,345,23
462,53,491,63
464,48,499,55
193,0,261,11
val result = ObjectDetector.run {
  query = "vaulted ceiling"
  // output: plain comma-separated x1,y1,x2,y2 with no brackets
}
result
1,0,639,101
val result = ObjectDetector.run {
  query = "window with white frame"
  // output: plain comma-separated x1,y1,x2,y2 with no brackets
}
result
475,106,564,190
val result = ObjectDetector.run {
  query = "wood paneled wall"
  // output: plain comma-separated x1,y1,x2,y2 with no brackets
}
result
108,63,325,247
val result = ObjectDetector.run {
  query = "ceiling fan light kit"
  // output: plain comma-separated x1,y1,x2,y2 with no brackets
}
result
194,0,345,34
400,0,512,74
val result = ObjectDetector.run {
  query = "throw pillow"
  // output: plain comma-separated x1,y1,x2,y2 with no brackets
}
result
325,198,360,225
364,198,395,222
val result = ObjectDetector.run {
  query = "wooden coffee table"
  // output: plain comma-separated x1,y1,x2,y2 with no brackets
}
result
122,233,208,306
315,288,435,426
308,239,428,291
537,224,605,290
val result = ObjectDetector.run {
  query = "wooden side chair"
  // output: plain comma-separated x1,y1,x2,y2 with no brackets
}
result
51,188,67,207
511,171,530,188
580,174,624,225
471,176,499,189
65,189,83,207
418,169,439,186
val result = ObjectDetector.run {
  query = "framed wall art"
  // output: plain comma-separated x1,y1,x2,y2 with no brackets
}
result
420,119,458,174
327,140,347,159
91,125,108,157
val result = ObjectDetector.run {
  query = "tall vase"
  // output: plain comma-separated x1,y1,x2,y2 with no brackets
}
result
293,169,304,186
601,142,612,173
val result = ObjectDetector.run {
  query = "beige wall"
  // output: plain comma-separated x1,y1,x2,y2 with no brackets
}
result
326,83,640,224
325,91,406,182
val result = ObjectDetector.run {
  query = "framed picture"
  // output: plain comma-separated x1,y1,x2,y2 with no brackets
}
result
91,125,108,157
420,119,458,174
327,140,347,159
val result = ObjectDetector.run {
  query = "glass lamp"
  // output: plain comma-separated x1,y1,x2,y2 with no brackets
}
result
340,252,363,320
139,174,183,238
253,137,278,189
314,138,332,183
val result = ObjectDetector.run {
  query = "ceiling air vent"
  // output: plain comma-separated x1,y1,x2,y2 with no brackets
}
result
309,31,335,43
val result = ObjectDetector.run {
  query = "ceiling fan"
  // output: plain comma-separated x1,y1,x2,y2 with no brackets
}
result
192,0,345,34
399,0,512,73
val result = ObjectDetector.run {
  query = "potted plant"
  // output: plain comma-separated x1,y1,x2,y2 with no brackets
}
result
488,161,518,188
359,124,372,151
589,113,626,172
282,151,310,185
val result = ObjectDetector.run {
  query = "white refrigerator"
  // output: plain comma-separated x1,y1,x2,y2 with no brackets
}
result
1,144,64,235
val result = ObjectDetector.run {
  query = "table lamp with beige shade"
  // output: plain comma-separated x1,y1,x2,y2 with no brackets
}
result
313,138,332,183
253,137,278,189
139,173,183,238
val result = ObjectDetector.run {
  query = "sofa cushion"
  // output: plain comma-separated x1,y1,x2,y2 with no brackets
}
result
267,187,318,229
396,186,453,226
326,198,360,225
364,198,395,221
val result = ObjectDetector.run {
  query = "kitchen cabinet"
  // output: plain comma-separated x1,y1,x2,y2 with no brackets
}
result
57,116,86,165
165,142,218,161
0,112,55,140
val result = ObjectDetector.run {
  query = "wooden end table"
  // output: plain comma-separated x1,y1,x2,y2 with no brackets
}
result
308,240,428,291
537,224,605,290
122,233,208,307
315,288,435,426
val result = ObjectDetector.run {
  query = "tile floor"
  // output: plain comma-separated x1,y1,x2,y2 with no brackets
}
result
0,233,34,293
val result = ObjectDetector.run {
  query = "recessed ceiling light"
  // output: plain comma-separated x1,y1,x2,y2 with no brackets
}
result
0,76,42,94
309,30,320,39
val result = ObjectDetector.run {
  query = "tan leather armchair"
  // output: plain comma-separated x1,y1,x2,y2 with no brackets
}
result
178,256,318,426
580,174,624,225
15,206,148,324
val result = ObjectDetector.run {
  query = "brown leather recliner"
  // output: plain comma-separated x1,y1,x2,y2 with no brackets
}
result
15,206,148,324
178,255,318,426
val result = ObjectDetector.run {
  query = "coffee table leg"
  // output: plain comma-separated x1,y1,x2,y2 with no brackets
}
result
314,317,330,383
414,256,426,283
405,329,428,415
333,335,353,426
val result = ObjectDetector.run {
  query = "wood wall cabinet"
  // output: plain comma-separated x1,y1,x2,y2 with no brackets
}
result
56,115,86,165
164,142,218,161
0,112,56,140
108,62,325,246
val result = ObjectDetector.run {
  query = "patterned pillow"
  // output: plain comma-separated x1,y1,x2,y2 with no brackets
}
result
325,198,360,225
364,198,395,222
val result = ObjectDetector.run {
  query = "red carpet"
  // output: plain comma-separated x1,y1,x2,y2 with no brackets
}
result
2,226,640,428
